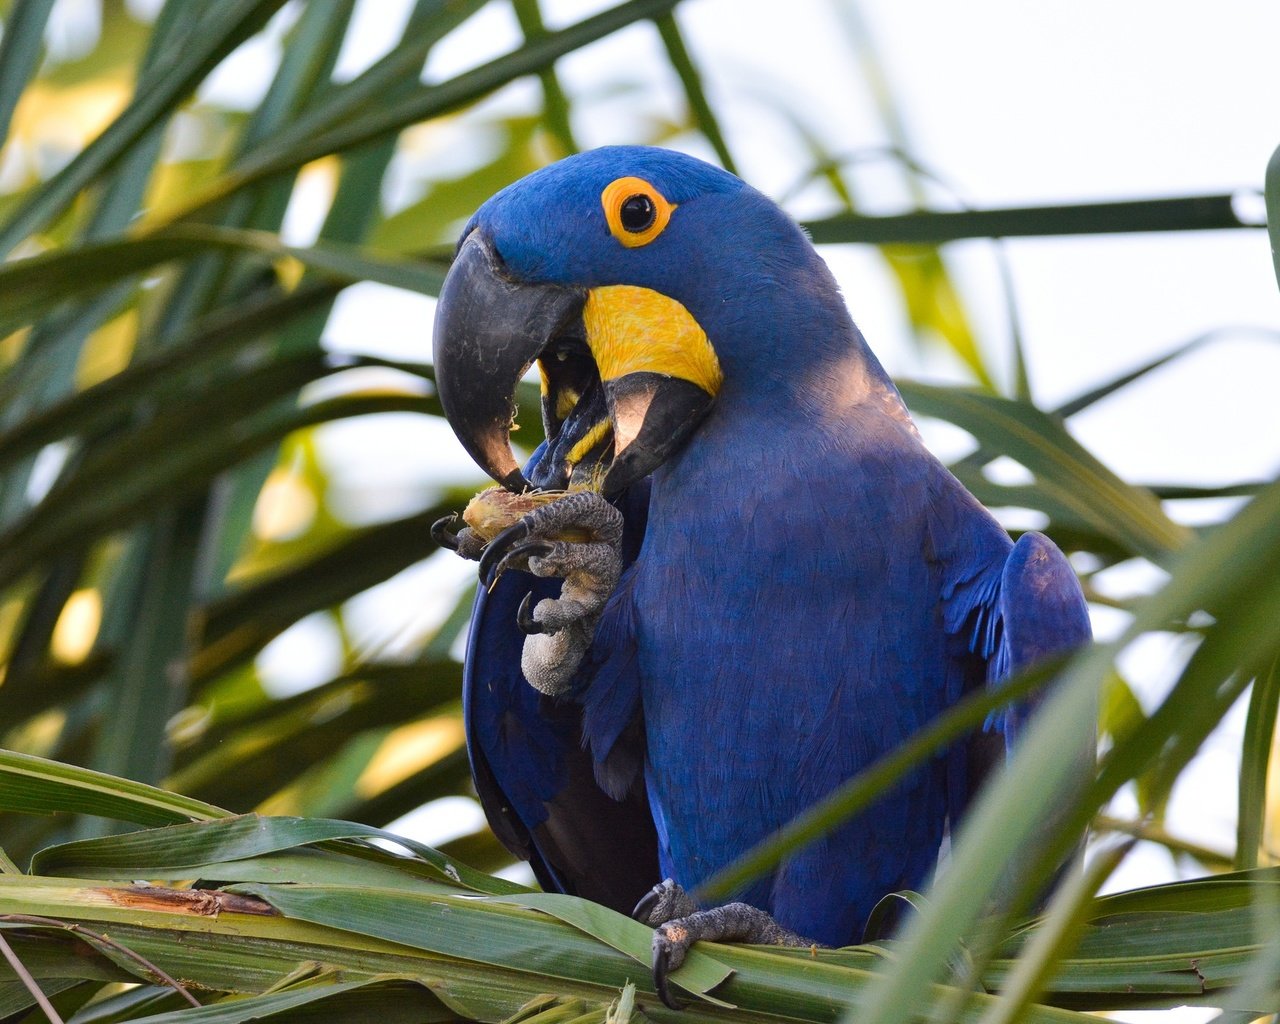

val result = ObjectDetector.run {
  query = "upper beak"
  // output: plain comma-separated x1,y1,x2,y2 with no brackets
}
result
434,231,719,495
433,231,585,492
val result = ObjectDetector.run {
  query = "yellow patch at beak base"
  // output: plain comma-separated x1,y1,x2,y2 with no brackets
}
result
582,285,723,397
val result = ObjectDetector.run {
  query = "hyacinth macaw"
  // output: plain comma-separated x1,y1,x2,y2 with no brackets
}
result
430,146,1091,1005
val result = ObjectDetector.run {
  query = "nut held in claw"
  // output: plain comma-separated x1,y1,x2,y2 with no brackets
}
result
462,487,592,544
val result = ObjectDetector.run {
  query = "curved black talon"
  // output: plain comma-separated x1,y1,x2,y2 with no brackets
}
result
652,945,686,1010
431,514,460,551
479,520,532,586
633,886,661,923
493,541,553,581
485,538,554,589
516,592,544,635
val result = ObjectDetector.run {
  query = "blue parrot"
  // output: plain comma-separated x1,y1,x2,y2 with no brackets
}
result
430,146,1091,1005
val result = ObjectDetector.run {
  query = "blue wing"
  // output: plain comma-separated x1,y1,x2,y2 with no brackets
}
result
934,477,1093,822
463,473,659,912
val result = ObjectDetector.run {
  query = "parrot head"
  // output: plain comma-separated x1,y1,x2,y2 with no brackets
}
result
433,145,850,494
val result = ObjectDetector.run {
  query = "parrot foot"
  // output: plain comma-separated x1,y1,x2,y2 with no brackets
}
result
480,492,624,696
478,491,623,586
633,879,814,1010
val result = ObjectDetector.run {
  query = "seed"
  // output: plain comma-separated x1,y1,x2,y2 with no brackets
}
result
462,487,568,542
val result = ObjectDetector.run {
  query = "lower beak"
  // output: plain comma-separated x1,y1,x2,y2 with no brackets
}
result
600,372,718,493
433,231,719,495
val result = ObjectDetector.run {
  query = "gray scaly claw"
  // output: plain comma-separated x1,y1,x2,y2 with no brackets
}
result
634,878,818,1010
484,491,624,695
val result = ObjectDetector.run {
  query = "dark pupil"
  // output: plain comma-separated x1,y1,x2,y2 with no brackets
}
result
619,193,656,232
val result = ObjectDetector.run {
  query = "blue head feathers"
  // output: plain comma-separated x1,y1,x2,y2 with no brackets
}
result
462,146,864,385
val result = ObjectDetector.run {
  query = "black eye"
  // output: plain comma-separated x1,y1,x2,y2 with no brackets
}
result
619,193,656,233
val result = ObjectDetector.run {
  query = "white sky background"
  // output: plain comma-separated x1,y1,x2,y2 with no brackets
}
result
183,2,1280,1015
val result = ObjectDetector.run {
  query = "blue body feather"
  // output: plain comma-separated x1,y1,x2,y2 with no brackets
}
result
461,147,1091,944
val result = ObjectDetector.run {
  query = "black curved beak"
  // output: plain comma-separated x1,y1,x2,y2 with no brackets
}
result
600,373,717,494
433,231,586,492
434,231,718,495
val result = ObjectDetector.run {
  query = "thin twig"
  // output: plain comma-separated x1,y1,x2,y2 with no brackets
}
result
0,928,64,1024
0,914,201,1008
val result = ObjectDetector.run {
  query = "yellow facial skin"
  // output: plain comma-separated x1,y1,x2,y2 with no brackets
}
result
565,418,612,467
582,285,723,398
537,287,721,484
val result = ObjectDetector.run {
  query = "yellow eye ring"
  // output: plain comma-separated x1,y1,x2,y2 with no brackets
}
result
601,176,676,248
